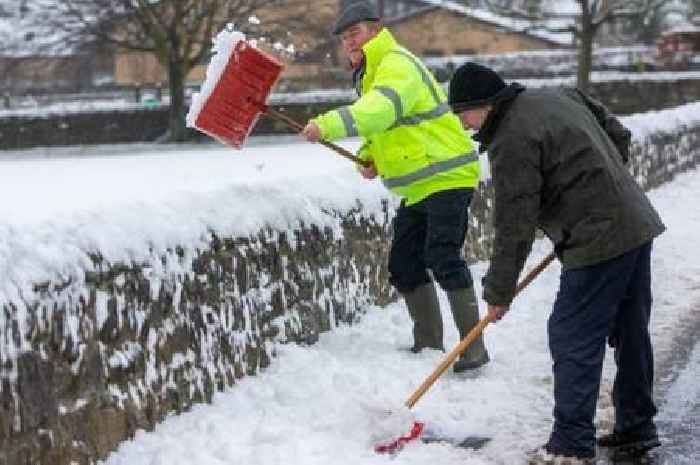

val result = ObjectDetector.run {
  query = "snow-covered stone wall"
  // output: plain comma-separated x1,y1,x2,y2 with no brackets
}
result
0,207,395,465
1,104,699,465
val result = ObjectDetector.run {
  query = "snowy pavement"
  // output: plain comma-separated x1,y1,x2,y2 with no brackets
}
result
656,331,700,465
98,168,700,465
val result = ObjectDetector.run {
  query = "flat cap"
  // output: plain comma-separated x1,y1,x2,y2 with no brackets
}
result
332,2,380,35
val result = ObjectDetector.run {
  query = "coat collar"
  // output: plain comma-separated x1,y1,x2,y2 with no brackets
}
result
363,28,397,71
354,28,397,94
474,83,526,152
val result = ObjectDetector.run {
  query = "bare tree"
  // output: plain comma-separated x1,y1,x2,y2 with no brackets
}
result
484,0,673,92
27,0,329,142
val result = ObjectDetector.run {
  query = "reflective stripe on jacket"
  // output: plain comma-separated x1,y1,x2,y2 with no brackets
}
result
313,28,479,205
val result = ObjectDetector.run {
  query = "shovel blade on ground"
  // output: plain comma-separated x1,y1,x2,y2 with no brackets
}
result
421,433,492,450
374,421,491,455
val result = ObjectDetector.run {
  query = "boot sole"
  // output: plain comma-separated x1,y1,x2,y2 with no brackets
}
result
605,438,661,460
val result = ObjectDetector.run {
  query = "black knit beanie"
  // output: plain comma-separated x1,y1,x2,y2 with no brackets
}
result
448,62,509,113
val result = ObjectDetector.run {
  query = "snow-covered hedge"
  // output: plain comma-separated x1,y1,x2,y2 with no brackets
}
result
0,102,699,465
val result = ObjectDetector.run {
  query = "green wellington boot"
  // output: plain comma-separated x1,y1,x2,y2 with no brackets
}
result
403,282,444,352
446,287,489,373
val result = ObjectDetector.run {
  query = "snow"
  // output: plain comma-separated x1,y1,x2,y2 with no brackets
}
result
518,71,700,88
542,0,580,16
422,0,575,46
4,70,700,119
0,97,698,463
657,342,700,425
97,168,700,465
0,137,389,304
423,45,654,66
0,98,165,118
186,27,246,128
622,101,700,139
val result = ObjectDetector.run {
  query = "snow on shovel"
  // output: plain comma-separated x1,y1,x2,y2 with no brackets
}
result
374,251,556,455
187,27,368,167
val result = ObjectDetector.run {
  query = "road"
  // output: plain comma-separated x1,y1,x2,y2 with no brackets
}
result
597,301,700,465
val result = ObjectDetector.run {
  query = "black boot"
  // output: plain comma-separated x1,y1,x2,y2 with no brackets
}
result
597,423,660,458
403,282,444,352
446,287,489,373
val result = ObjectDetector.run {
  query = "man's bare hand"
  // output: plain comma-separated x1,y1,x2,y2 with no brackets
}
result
359,162,377,179
301,122,321,142
487,304,509,322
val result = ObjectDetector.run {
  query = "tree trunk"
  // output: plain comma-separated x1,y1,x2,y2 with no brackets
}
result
576,1,594,93
167,59,188,142
577,30,594,93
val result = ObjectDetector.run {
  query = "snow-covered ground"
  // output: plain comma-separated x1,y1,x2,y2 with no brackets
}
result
94,169,700,465
0,102,698,464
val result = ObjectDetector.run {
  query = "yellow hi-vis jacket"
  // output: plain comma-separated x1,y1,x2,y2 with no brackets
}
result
313,28,479,206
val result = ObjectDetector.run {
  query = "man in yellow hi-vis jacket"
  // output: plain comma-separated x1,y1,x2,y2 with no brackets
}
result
301,2,488,372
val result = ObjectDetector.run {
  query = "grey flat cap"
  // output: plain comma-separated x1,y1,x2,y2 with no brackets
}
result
332,2,381,35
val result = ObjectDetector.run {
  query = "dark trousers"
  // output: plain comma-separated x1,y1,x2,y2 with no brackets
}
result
547,241,657,457
388,188,474,293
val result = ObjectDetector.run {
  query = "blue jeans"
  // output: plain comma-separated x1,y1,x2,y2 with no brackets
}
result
547,241,657,457
388,188,474,293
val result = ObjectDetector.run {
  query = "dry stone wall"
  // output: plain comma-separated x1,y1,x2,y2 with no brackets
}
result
0,208,395,465
0,124,699,465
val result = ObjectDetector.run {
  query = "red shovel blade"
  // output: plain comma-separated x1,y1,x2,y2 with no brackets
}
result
374,421,425,454
194,40,284,149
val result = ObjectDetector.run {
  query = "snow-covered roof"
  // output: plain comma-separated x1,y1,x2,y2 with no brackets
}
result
411,1,575,47
665,24,700,34
542,0,580,16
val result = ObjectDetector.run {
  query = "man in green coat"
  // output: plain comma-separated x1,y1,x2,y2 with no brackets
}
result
448,62,665,464
301,2,488,372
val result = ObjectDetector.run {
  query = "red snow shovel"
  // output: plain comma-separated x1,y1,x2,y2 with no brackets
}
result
374,251,557,454
192,40,368,167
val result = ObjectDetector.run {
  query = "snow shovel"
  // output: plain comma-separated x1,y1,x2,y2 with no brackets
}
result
190,39,368,167
374,251,557,454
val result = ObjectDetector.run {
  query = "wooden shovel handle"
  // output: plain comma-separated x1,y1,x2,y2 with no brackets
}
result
404,251,557,409
264,107,370,167
405,316,490,409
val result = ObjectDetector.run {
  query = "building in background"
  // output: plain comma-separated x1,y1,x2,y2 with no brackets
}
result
5,0,692,96
0,2,113,94
113,0,571,91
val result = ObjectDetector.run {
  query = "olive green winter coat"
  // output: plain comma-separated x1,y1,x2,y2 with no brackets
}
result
477,85,665,306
